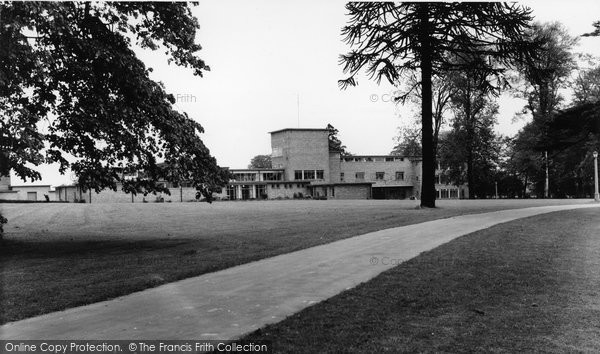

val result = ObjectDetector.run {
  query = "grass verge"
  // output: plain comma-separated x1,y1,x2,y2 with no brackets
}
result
0,200,592,324
242,208,600,352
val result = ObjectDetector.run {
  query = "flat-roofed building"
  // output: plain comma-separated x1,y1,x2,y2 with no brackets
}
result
1,127,468,202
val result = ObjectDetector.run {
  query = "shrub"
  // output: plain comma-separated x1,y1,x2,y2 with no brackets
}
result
0,212,7,238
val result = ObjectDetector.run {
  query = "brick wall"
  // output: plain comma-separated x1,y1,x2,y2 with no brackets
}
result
334,185,371,199
340,157,419,187
328,152,341,183
266,182,308,199
0,175,10,191
271,130,330,182
11,186,53,201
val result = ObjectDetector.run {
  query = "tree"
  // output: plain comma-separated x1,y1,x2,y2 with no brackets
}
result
443,55,504,198
573,65,600,104
439,101,501,198
513,22,578,125
339,2,533,207
393,73,456,159
543,102,600,197
583,21,600,37
0,2,230,236
391,125,421,157
509,22,578,197
504,131,544,197
327,124,351,156
248,155,272,169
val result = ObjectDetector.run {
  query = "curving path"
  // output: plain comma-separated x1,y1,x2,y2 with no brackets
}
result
1,203,599,340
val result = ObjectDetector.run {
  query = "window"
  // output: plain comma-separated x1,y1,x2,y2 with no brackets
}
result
385,157,394,162
375,172,385,180
263,172,282,181
304,170,315,180
233,173,256,182
257,185,266,199
316,170,324,180
395,157,404,161
294,170,303,180
340,173,345,182
227,185,237,200
355,172,365,180
395,171,404,181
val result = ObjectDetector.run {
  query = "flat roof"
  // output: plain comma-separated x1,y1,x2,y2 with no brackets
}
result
230,169,285,172
309,182,374,187
269,128,328,134
341,155,417,159
11,185,52,188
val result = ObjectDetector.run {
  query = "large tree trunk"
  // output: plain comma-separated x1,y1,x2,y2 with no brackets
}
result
467,150,475,199
465,88,476,199
418,3,436,208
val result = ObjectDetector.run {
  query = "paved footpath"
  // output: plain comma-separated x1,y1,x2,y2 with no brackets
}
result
2,204,599,340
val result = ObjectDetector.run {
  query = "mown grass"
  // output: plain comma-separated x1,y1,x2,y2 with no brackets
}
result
241,208,600,353
0,199,592,324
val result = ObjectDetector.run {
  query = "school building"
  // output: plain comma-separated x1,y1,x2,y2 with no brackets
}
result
1,128,468,202
217,128,467,201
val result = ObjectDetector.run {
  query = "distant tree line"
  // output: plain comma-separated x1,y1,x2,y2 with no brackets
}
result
390,19,600,199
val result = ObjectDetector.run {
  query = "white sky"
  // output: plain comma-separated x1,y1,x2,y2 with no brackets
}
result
13,0,600,187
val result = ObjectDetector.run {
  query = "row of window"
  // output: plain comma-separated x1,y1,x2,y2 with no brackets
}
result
226,185,268,199
294,170,324,181
232,172,283,182
342,157,405,163
271,183,304,189
340,171,405,181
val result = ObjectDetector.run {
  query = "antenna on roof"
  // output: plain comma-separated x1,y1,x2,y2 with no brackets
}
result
297,93,300,128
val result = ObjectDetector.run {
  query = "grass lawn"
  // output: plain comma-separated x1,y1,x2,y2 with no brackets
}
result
241,208,600,353
0,199,592,324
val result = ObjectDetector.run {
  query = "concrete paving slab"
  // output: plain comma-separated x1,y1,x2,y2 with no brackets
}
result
1,203,598,340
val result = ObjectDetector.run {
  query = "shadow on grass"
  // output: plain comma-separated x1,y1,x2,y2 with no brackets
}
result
0,238,195,257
